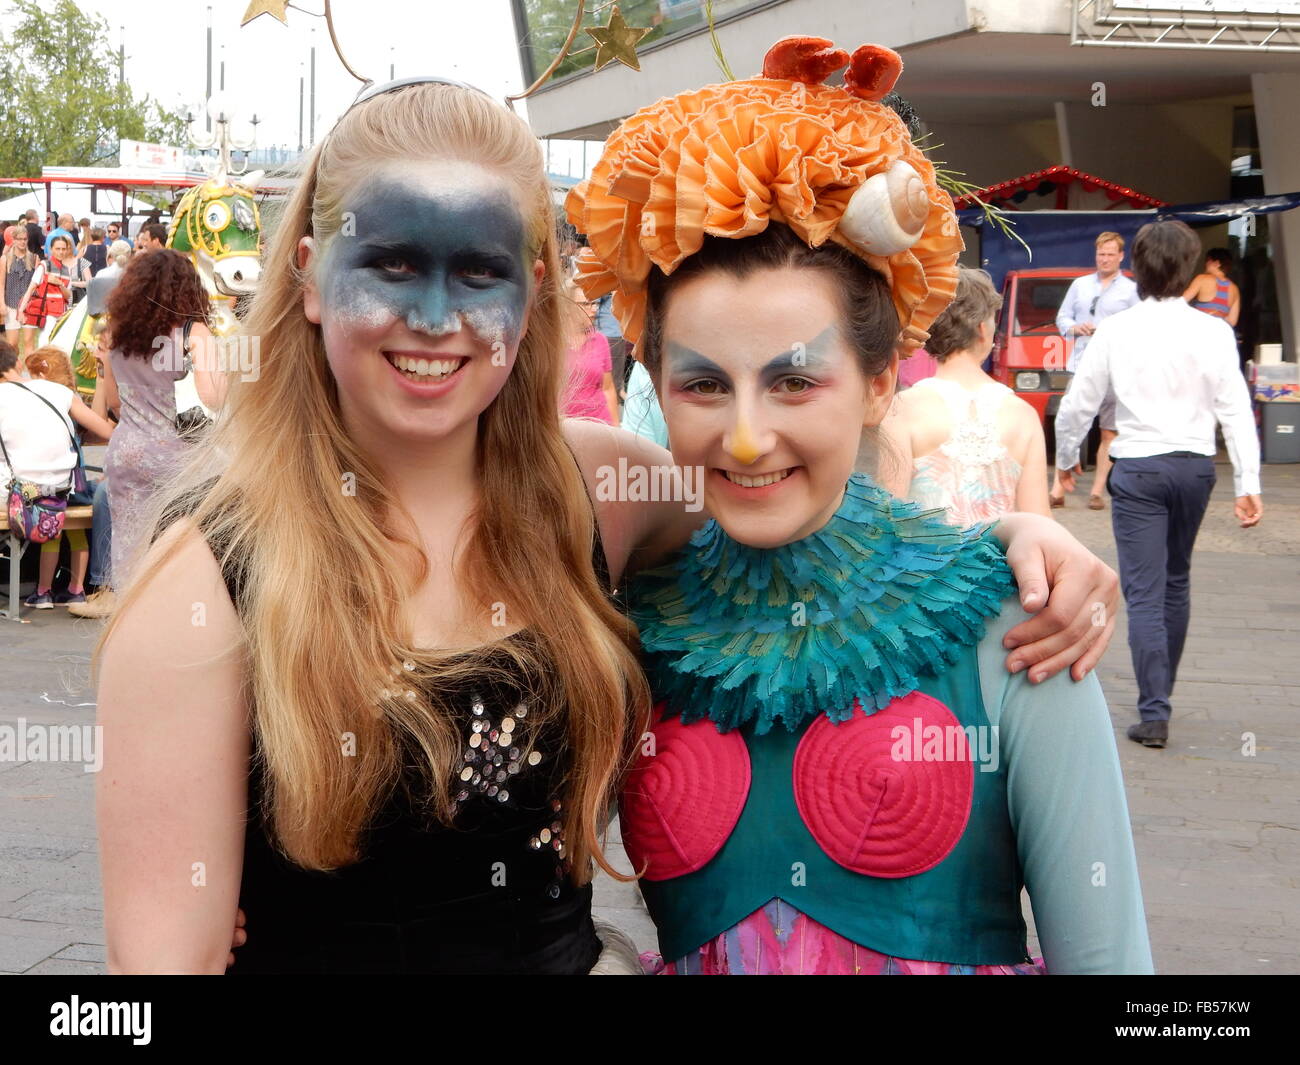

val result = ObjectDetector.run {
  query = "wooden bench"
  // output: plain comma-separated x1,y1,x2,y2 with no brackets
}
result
2,505,93,622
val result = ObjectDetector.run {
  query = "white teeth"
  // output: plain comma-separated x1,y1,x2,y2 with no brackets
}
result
723,469,792,488
389,354,463,380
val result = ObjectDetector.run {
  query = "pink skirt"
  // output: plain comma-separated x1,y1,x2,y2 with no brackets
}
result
641,899,1046,975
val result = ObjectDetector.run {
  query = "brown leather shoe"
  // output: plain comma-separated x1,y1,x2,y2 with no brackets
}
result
1088,495,1106,510
67,588,116,619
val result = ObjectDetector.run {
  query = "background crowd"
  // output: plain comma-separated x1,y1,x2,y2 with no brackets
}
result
1,207,209,618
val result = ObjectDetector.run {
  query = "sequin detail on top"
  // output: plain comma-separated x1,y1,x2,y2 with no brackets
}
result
457,697,537,805
645,899,1046,975
907,379,1023,528
528,797,570,901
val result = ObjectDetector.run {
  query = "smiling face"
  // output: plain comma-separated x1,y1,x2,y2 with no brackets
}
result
657,266,895,548
302,160,540,451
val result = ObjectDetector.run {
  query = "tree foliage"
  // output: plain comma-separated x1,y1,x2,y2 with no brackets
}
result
0,0,187,180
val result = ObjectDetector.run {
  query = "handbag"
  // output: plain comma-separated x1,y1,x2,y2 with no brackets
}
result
0,381,85,542
173,319,215,440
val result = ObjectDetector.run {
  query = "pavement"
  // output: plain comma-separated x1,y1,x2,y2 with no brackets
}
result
1,452,1296,974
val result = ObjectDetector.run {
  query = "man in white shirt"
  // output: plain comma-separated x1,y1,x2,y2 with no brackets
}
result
1051,231,1140,508
1055,220,1263,749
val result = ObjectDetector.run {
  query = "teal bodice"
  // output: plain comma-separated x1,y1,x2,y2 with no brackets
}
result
622,475,1029,964
629,641,1030,964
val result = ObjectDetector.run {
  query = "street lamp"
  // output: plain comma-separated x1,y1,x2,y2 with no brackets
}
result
186,93,258,176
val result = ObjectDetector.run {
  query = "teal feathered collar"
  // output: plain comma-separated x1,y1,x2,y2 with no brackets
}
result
626,474,1016,734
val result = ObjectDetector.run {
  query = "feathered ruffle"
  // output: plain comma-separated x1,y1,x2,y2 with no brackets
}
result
627,475,1016,734
564,78,963,355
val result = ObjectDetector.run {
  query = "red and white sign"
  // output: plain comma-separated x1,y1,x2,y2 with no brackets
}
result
118,139,184,170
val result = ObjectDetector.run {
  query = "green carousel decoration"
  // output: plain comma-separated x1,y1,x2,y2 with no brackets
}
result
172,93,265,338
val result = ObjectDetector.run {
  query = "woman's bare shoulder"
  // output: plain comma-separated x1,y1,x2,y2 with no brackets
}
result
102,517,243,673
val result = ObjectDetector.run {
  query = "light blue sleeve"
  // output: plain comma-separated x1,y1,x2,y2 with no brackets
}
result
1053,323,1111,471
977,599,1155,974
620,360,669,449
1056,276,1086,337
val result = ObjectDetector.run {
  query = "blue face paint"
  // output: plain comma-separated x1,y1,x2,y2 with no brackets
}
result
665,341,730,390
320,176,532,350
762,326,837,384
665,326,840,392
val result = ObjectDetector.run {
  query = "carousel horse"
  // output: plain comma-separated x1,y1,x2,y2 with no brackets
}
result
167,168,264,336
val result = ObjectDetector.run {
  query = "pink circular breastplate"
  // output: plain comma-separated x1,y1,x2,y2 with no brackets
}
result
793,690,973,877
620,693,974,882
619,704,751,881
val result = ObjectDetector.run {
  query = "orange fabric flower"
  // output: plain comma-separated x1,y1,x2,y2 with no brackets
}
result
565,60,964,357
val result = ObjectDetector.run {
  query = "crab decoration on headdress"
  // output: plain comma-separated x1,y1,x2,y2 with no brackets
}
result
565,38,964,357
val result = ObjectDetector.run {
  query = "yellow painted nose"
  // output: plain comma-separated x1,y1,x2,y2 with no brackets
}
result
726,418,762,466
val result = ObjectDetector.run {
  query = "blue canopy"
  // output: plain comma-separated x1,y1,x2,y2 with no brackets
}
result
958,191,1300,291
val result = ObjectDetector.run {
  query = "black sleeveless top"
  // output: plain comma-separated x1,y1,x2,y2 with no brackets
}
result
183,496,615,975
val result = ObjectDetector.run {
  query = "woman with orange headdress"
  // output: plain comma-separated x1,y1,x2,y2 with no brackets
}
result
570,38,1152,974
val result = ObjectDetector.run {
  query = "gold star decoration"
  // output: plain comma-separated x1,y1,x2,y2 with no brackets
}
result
241,0,291,27
586,5,651,72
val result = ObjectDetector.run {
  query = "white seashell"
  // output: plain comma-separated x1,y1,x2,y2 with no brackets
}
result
838,160,929,256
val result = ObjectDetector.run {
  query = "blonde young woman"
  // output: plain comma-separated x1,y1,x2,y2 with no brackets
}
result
96,78,1118,975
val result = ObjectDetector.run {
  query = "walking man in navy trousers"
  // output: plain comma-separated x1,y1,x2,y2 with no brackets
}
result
1054,220,1263,748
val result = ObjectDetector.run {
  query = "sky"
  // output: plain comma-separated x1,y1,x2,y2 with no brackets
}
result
36,0,596,177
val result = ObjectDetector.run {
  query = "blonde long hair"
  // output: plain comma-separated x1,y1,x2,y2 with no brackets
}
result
98,84,649,878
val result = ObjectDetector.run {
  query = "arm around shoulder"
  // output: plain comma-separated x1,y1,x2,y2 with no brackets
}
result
563,416,707,583
96,518,250,973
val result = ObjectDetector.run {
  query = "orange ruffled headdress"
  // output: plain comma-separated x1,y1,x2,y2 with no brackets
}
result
565,37,964,358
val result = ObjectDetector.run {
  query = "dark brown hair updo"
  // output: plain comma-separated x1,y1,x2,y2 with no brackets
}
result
106,248,210,357
926,266,1002,361
641,222,898,380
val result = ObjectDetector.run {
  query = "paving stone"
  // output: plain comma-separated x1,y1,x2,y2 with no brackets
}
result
52,942,106,963
0,933,70,974
23,957,104,975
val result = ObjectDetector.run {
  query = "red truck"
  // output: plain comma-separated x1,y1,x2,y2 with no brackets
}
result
988,266,1137,426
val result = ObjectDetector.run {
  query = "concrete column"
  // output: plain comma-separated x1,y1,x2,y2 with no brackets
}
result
1252,72,1300,361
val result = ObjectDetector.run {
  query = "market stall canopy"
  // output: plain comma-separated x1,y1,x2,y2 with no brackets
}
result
958,191,1300,290
953,166,1168,211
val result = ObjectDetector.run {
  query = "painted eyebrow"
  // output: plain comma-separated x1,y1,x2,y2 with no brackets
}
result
762,326,837,375
666,326,837,380
664,341,729,381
